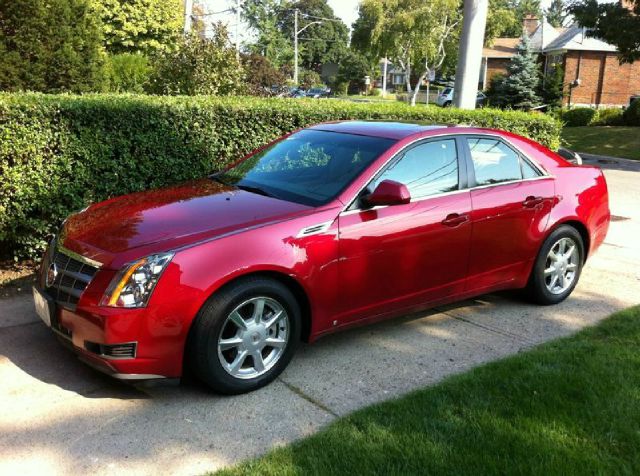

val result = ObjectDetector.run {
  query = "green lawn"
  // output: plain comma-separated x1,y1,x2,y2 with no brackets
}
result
216,305,640,476
561,126,640,160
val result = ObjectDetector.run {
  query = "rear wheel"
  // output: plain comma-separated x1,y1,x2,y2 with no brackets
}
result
189,277,301,394
443,101,452,108
525,225,584,305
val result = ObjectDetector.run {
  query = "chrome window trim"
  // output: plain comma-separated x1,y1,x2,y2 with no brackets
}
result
57,244,103,268
341,131,552,214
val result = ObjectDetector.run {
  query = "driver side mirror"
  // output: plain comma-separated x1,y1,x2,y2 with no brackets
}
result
362,179,411,207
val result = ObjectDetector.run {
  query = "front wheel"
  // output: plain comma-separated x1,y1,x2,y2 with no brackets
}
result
188,277,301,394
525,225,584,305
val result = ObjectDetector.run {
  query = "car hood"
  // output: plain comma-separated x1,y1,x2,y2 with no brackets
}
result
60,179,312,267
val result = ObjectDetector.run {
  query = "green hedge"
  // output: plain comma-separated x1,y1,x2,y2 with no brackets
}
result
562,107,598,127
0,93,561,259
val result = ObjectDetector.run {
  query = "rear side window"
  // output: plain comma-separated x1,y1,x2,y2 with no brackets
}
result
371,139,459,199
466,138,539,186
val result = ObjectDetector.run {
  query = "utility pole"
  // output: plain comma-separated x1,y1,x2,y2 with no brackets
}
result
293,10,324,86
294,9,299,85
453,0,489,109
183,0,193,35
235,0,241,61
382,57,388,97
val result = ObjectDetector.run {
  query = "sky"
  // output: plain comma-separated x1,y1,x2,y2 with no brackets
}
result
201,0,575,42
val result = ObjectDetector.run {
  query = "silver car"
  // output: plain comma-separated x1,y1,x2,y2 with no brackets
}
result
436,88,486,107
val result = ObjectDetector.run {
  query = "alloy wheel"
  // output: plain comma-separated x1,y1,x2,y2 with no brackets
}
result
544,237,580,295
217,297,289,380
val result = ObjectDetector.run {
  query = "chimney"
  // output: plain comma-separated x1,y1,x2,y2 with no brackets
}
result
523,14,539,36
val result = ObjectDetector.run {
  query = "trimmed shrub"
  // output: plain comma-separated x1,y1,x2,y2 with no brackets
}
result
623,100,640,126
0,93,561,259
591,108,624,126
562,107,598,127
105,53,152,93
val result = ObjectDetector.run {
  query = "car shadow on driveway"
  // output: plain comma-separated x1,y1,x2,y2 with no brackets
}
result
0,320,149,399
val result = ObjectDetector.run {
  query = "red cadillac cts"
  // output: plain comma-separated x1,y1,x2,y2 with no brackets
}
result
33,121,610,394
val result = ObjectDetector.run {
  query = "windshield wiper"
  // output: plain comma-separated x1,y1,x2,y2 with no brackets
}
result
235,184,275,198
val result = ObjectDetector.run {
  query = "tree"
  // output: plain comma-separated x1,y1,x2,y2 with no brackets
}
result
0,0,106,93
336,51,373,94
570,0,640,63
545,0,570,28
277,0,349,71
148,24,243,96
354,0,461,106
484,0,543,39
485,1,518,45
96,0,183,55
540,64,564,109
242,0,294,69
501,34,541,109
241,53,287,95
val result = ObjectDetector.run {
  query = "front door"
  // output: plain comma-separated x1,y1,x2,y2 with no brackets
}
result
336,138,472,325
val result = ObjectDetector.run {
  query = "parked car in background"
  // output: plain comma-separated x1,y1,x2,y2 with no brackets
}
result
34,121,610,394
306,87,331,98
290,88,307,98
436,88,487,107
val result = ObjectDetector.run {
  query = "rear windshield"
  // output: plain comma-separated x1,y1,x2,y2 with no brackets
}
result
217,130,396,207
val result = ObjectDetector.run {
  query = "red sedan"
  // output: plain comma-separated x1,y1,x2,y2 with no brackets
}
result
33,121,610,394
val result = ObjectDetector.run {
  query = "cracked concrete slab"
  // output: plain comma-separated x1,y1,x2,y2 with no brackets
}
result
1,164,639,475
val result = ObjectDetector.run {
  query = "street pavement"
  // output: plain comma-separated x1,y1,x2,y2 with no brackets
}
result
1,157,639,476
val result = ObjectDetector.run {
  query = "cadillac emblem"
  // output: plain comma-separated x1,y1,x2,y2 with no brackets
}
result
45,263,58,288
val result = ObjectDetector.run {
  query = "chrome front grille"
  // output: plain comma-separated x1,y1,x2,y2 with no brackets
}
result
46,246,99,309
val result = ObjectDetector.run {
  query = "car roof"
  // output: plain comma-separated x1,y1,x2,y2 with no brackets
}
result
309,121,447,140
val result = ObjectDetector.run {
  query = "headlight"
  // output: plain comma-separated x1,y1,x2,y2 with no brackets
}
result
100,252,174,308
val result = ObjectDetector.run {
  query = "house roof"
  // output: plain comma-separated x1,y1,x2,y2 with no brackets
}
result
543,24,618,53
529,19,561,52
482,38,520,58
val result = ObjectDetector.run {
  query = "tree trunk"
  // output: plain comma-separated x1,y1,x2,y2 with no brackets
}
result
410,70,430,106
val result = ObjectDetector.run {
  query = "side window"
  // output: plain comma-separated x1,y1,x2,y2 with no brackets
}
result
521,157,541,179
467,138,523,186
371,139,459,199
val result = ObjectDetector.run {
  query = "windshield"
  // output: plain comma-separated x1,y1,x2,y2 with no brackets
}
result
217,130,395,206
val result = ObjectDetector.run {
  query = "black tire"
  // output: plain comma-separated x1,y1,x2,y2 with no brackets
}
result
443,101,452,107
525,225,585,305
188,277,301,394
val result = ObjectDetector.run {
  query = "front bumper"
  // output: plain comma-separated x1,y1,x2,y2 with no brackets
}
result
33,283,180,381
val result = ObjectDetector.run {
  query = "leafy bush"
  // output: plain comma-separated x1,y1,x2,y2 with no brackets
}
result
147,26,243,96
241,53,287,96
592,108,624,126
0,93,561,259
623,100,640,126
299,70,323,90
562,107,598,127
105,53,152,93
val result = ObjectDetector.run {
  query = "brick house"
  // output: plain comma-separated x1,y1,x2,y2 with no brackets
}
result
481,13,640,107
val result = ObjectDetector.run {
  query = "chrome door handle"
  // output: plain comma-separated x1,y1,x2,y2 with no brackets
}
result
442,213,469,227
523,196,544,208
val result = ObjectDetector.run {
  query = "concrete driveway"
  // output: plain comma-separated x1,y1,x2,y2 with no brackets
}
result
1,158,639,476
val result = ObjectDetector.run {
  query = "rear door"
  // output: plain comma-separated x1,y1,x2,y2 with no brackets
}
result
336,137,473,325
463,136,555,292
